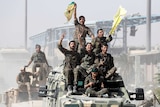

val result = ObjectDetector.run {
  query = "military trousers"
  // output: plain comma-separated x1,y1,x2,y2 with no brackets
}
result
63,67,74,86
74,38,86,52
85,87,108,97
99,66,117,79
32,62,48,80
18,82,31,99
73,65,88,85
105,67,117,79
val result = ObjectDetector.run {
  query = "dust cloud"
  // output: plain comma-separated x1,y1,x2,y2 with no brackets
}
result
0,48,31,93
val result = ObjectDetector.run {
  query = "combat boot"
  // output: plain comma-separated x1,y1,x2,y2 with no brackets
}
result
67,85,72,95
73,85,77,93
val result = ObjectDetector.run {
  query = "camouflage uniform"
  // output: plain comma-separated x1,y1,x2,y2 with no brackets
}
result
84,74,108,97
17,72,33,100
31,51,49,79
92,36,112,54
58,44,80,86
74,19,94,51
97,52,116,79
74,49,96,85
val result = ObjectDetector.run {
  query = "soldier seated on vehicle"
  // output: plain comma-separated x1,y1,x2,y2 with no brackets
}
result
96,42,117,79
84,67,108,97
26,44,50,82
73,42,97,93
92,28,112,55
16,67,35,100
58,34,80,95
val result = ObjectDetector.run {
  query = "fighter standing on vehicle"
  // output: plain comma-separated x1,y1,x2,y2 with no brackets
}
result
73,3,95,51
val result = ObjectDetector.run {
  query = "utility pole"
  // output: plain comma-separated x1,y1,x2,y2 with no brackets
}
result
123,18,127,54
25,0,27,49
146,0,151,52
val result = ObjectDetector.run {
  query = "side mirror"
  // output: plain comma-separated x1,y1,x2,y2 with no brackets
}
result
129,88,144,100
135,88,144,100
38,85,47,97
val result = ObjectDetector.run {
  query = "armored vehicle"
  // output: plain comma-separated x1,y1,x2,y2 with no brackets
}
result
39,64,144,107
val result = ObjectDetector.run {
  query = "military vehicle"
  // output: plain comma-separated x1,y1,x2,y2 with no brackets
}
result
39,64,145,107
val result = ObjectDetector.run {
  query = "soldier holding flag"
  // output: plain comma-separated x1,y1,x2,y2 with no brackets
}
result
73,3,95,52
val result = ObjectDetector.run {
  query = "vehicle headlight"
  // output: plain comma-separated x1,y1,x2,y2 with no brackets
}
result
47,77,52,83
110,105,119,107
47,75,55,83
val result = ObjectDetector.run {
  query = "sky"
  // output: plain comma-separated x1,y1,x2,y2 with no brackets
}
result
0,0,160,48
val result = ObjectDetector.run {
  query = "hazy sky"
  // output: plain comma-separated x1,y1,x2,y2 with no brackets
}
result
0,0,160,48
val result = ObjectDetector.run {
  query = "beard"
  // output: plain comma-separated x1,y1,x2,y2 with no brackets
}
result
70,46,75,50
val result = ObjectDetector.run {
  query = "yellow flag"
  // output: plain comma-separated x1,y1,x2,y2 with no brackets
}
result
64,2,75,22
109,6,127,35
